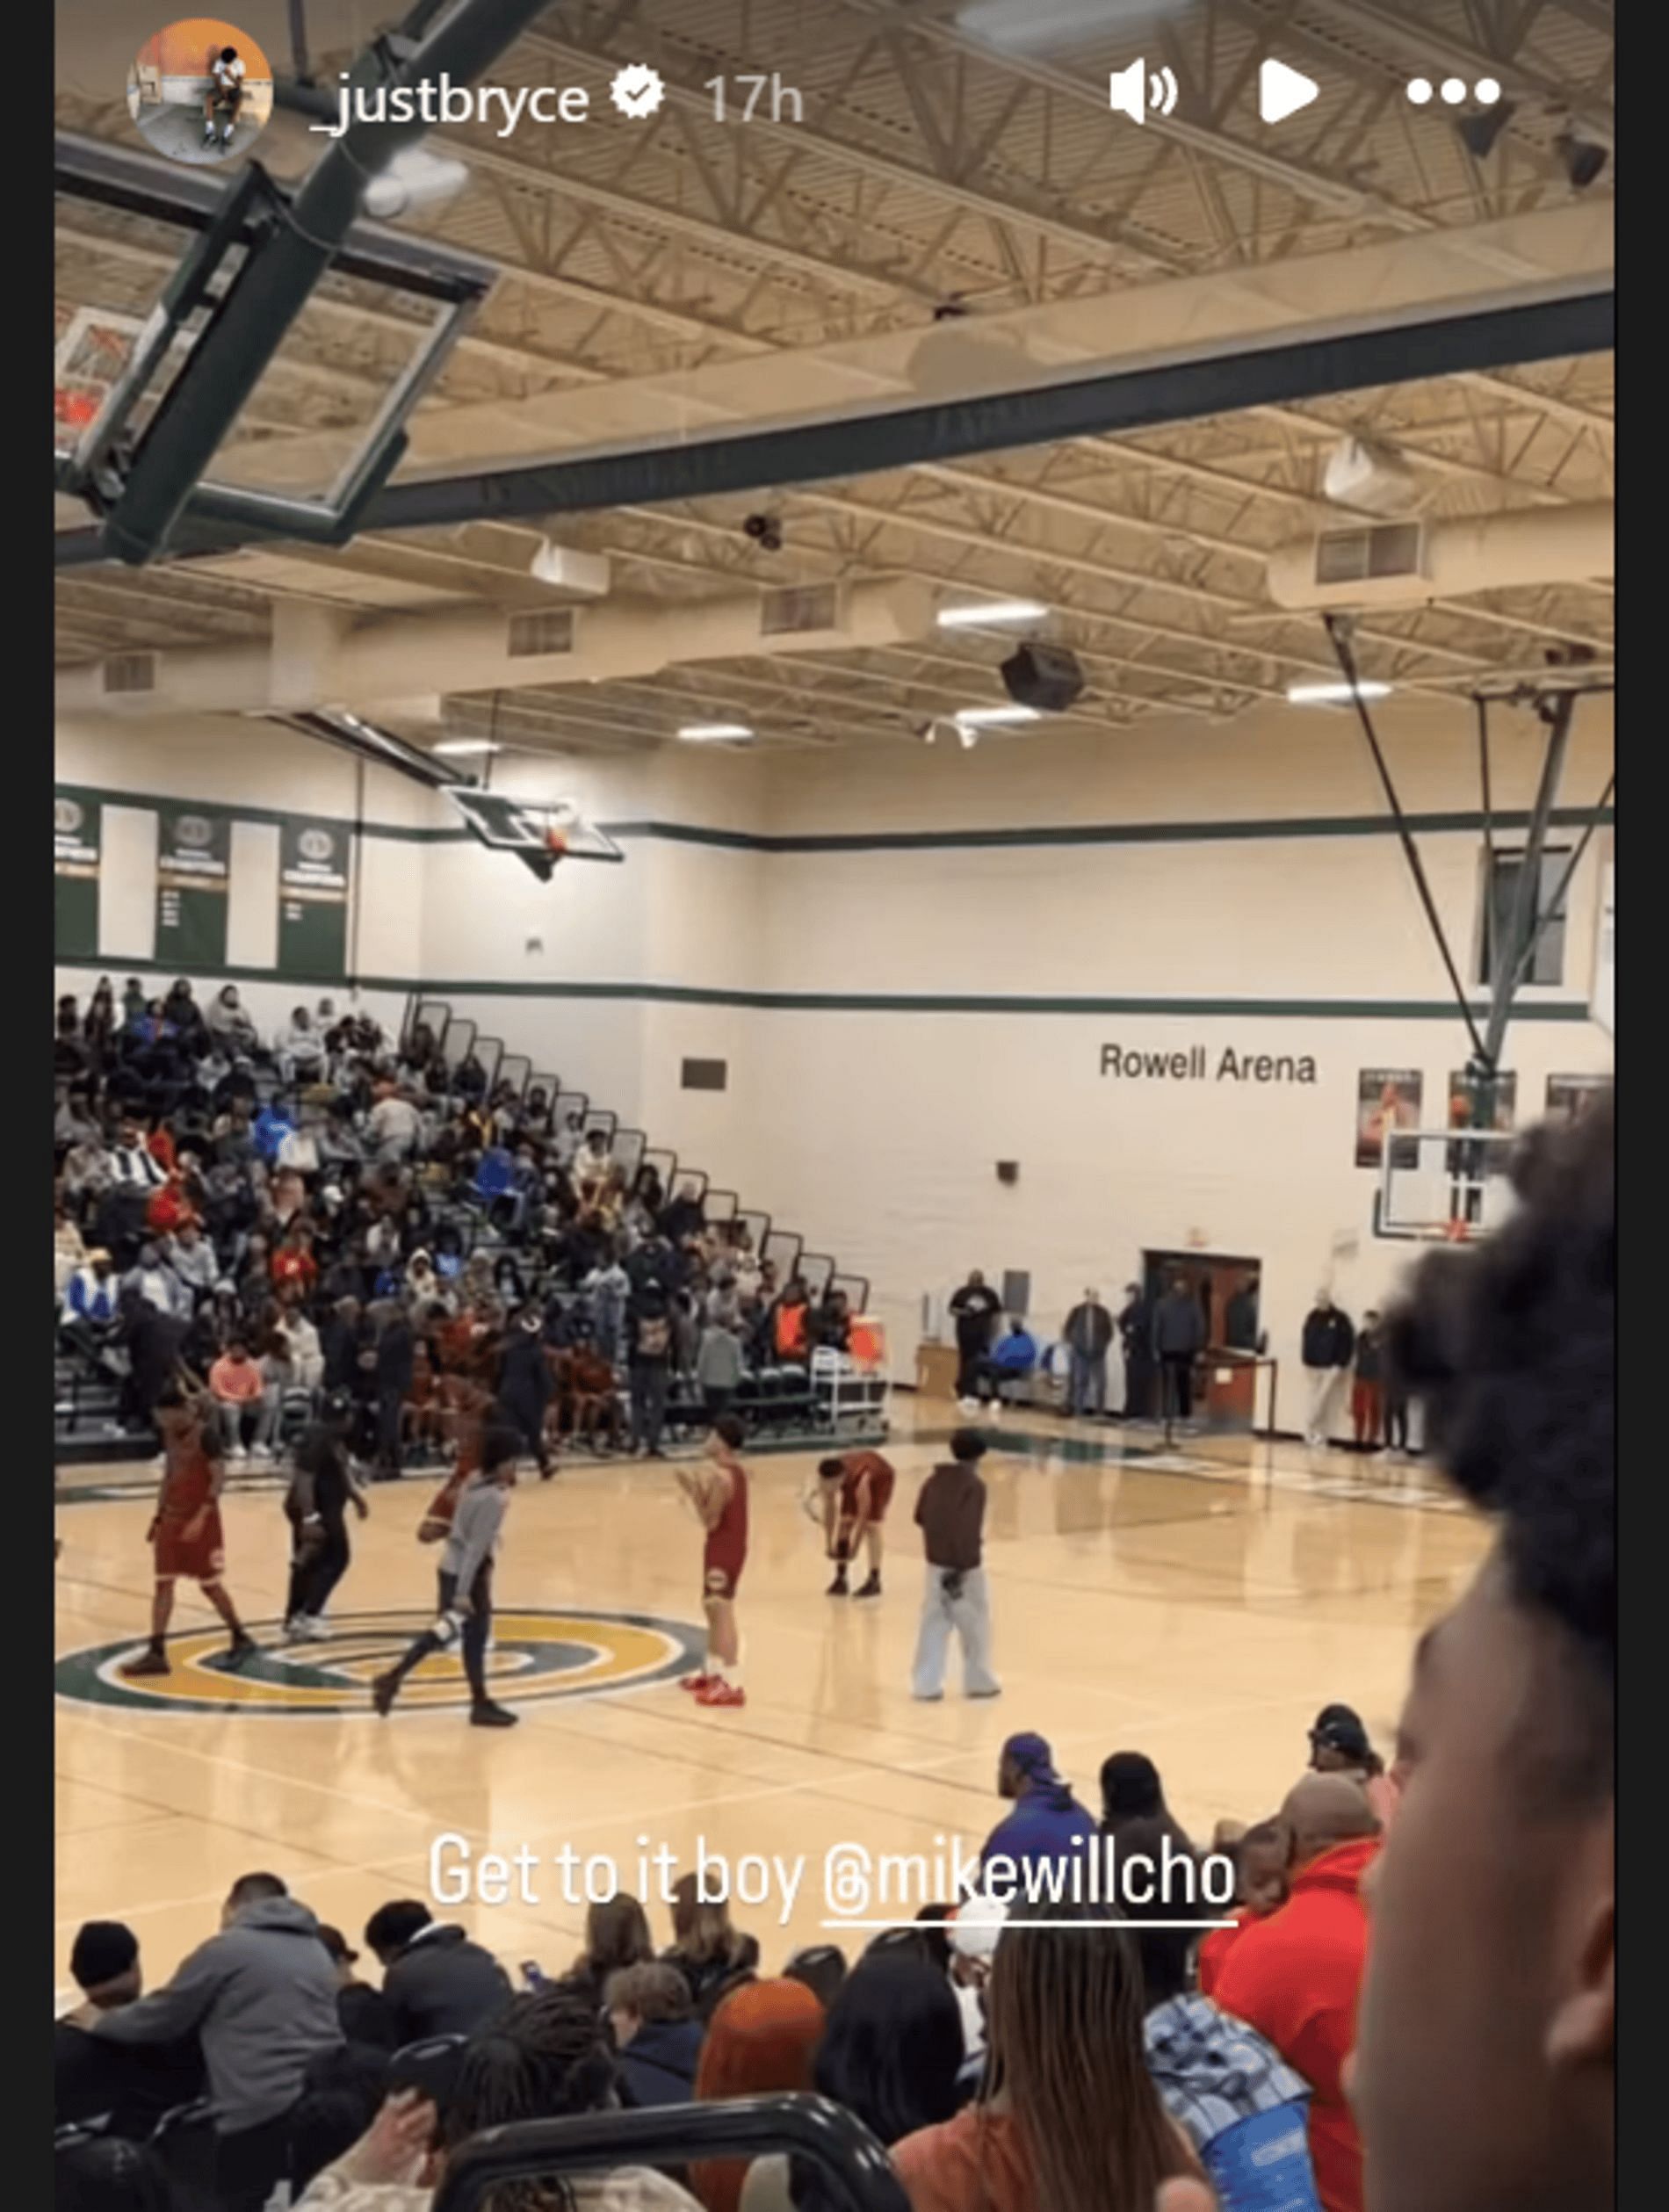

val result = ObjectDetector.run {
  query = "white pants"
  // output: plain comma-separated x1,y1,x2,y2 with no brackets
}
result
912,1566,1001,1699
1304,1366,1343,1445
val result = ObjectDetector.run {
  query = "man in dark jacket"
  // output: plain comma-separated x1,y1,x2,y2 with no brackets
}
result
363,1901,512,2043
1153,1276,1206,1429
1117,1281,1154,1420
1301,1292,1356,1448
605,1962,705,2107
90,1872,343,2212
948,1270,1002,1406
372,1305,415,1478
979,1731,1097,1886
1060,1289,1114,1418
495,1306,554,1478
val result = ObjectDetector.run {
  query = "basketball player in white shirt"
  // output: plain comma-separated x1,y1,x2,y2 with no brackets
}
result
204,47,246,149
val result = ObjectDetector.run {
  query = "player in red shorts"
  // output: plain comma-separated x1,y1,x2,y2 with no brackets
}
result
120,1385,256,1678
816,1449,895,1599
675,1413,748,1708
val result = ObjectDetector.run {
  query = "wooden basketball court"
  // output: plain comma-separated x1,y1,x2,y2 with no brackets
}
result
55,1405,1483,1994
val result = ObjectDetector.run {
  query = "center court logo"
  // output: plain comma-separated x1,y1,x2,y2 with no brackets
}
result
54,1607,705,1717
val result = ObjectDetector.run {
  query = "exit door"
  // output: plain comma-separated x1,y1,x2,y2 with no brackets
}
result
1142,1250,1264,1429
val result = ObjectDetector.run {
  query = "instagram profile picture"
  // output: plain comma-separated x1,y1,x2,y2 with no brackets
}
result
126,19,274,166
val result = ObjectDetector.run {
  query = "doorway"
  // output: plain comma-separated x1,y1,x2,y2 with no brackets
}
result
1141,1249,1264,1432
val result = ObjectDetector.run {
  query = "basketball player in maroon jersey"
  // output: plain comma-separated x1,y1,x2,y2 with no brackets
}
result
817,1449,895,1597
121,1384,256,1677
676,1414,749,1708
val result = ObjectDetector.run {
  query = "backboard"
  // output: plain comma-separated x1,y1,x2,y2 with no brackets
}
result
441,787,625,878
1376,1127,1519,1244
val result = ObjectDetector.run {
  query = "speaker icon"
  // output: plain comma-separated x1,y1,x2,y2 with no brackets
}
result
1109,57,1180,126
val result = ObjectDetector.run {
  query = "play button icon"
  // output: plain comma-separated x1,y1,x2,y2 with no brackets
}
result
1259,56,1319,125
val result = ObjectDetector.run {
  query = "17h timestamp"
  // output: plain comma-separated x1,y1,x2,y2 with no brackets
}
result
704,72,804,124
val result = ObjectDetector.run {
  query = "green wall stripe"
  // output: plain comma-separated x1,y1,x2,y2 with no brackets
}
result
50,951,1600,1023
56,783,1614,858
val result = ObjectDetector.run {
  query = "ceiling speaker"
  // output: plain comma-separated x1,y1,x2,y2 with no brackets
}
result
1001,641,1085,713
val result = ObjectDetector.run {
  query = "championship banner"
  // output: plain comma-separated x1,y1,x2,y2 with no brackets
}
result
54,792,101,960
278,817,350,982
155,806,230,968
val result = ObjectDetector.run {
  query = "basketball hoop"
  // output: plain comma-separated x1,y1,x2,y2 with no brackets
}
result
1442,1217,1472,1245
543,825,569,864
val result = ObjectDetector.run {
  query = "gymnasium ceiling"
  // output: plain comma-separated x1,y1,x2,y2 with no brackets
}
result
54,0,1615,755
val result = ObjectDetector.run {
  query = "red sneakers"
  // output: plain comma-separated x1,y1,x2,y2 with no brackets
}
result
679,1672,714,1694
696,1680,746,1708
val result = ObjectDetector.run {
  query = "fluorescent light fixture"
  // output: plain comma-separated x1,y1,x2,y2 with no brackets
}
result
936,597,1049,629
433,738,502,756
1286,680,1394,706
953,704,1043,729
676,721,755,742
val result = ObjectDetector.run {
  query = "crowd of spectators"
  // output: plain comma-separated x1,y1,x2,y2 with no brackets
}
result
53,1022,1615,2212
54,978,865,1466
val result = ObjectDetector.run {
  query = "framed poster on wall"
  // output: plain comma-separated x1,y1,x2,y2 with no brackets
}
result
155,806,230,968
1447,1067,1517,1170
1545,1073,1610,1125
1355,1068,1423,1168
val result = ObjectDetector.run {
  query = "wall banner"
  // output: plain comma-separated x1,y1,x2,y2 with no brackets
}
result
278,817,350,982
54,792,101,960
155,806,230,968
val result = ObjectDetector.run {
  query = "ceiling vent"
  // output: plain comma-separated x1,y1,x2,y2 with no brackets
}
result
101,652,158,695
760,582,842,637
1313,522,1425,589
507,608,575,659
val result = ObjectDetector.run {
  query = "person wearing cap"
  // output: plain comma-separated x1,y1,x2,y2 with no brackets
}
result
284,1391,370,1640
979,1734,1097,1890
1307,1703,1398,1828
316,1925,398,2050
910,1428,1001,1701
56,1920,204,2137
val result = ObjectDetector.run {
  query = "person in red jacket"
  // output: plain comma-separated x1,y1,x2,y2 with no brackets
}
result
1210,1774,1381,2212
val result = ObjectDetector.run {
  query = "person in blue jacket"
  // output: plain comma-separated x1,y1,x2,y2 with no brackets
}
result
979,1731,1098,1895
974,1316,1040,1409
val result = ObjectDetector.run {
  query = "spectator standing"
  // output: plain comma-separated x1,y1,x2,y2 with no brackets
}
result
948,1269,1002,1409
697,1317,745,1418
1301,1292,1356,1448
1118,1279,1155,1419
1154,1274,1206,1431
627,1287,674,1458
1349,1310,1388,1450
90,1871,343,2212
1060,1287,1114,1418
910,1429,1001,1702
